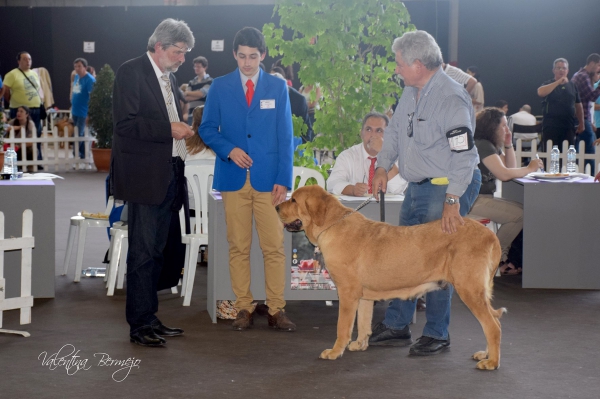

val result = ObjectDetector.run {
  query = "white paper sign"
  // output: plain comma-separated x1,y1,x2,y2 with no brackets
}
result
211,40,224,52
83,42,95,53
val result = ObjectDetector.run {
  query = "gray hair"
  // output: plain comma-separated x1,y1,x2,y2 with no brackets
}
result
362,112,389,129
73,57,88,68
147,18,195,53
392,30,442,70
553,58,568,69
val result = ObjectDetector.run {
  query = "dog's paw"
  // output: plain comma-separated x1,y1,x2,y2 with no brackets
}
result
475,359,499,370
472,350,488,361
319,349,343,360
348,340,368,352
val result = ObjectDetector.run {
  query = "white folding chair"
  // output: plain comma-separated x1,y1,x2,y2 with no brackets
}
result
106,219,178,296
106,221,127,296
180,164,214,306
62,196,113,282
292,166,326,190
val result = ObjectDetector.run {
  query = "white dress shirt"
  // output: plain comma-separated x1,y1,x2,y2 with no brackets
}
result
327,143,407,195
147,52,180,158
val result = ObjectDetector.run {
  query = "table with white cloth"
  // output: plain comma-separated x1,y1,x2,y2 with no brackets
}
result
501,174,600,289
206,192,404,322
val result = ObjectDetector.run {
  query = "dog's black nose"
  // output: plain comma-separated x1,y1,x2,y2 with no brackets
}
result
275,205,280,212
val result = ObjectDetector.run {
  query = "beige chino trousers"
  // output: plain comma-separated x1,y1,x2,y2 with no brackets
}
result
470,194,523,262
221,173,286,315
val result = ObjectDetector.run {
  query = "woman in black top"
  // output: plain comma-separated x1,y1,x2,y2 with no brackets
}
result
469,107,542,275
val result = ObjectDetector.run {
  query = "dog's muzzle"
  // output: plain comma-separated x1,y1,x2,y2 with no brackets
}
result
283,219,303,232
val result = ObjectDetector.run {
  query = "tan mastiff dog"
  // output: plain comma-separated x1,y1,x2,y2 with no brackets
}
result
276,185,506,370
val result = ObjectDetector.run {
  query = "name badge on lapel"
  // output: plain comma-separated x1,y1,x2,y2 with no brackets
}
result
260,99,275,109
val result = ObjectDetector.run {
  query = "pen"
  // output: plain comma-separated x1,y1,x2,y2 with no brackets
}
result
536,154,544,172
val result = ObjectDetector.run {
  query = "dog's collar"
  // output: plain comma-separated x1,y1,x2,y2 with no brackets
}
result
315,196,373,241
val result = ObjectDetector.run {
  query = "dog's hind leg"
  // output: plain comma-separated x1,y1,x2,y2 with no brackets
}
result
348,298,373,352
319,288,360,360
454,284,502,370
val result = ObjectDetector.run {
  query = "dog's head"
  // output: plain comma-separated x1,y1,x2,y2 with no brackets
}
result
277,185,347,242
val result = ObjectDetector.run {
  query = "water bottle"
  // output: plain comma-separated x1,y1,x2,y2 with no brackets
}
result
5,148,17,179
566,145,577,173
550,145,560,174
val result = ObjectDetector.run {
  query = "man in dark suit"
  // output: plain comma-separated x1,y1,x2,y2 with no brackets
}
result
271,71,313,142
111,19,195,347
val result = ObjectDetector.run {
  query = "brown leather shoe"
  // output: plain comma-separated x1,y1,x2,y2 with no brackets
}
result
232,309,253,331
268,310,296,332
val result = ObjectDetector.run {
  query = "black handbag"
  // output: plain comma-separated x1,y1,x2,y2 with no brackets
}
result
18,69,46,119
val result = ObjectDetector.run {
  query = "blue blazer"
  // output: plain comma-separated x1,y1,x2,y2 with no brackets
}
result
200,69,294,192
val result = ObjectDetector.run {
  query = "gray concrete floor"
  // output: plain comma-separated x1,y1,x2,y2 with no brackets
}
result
0,172,599,399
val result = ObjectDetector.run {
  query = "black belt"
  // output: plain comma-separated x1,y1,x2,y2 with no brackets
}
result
415,178,432,185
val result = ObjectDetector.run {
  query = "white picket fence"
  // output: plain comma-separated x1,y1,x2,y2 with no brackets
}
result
514,138,600,175
2,109,97,172
0,210,34,337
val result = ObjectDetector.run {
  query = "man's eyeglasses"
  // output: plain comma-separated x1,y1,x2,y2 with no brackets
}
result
407,112,414,137
169,43,192,55
554,67,567,71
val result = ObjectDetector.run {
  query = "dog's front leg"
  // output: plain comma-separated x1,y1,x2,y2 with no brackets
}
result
348,298,373,352
319,292,359,360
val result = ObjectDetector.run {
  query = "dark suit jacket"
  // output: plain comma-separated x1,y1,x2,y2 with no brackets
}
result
111,53,184,205
288,86,314,143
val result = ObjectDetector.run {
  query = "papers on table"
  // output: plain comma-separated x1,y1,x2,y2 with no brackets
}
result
19,173,65,180
524,172,590,183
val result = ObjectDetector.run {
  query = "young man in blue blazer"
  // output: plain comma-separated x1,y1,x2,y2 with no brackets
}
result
200,27,295,331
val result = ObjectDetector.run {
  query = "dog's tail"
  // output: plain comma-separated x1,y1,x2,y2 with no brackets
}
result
485,234,506,318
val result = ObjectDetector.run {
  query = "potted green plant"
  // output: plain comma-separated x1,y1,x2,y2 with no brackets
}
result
88,64,115,172
264,0,414,173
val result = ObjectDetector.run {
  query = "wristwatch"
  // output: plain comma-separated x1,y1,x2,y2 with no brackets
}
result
445,197,459,205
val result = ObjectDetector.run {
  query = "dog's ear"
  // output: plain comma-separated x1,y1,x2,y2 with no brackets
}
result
305,191,328,227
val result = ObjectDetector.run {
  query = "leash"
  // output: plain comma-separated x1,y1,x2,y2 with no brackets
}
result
316,195,374,241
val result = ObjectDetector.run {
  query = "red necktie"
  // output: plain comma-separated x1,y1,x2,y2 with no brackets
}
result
246,79,254,106
368,157,376,194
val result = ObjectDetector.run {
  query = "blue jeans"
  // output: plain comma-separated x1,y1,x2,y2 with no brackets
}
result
382,169,482,340
72,115,86,159
126,164,177,333
576,119,595,174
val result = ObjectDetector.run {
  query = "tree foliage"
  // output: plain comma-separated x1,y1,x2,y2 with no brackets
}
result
263,0,414,154
88,64,115,149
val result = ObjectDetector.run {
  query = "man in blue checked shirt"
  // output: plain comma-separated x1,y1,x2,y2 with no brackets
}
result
370,30,481,356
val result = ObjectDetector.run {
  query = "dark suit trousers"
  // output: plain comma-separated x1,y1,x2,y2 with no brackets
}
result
126,158,184,333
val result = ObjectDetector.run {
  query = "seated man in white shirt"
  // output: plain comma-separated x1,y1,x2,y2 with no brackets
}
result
327,112,407,196
509,104,539,146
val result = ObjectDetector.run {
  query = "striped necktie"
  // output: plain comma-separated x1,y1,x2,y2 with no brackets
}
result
161,74,187,160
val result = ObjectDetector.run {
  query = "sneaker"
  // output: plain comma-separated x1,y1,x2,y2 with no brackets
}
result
368,322,412,346
409,335,450,356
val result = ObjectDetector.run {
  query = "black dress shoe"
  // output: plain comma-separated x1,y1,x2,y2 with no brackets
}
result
255,303,269,317
368,322,412,346
130,326,166,347
409,336,450,356
152,322,184,337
